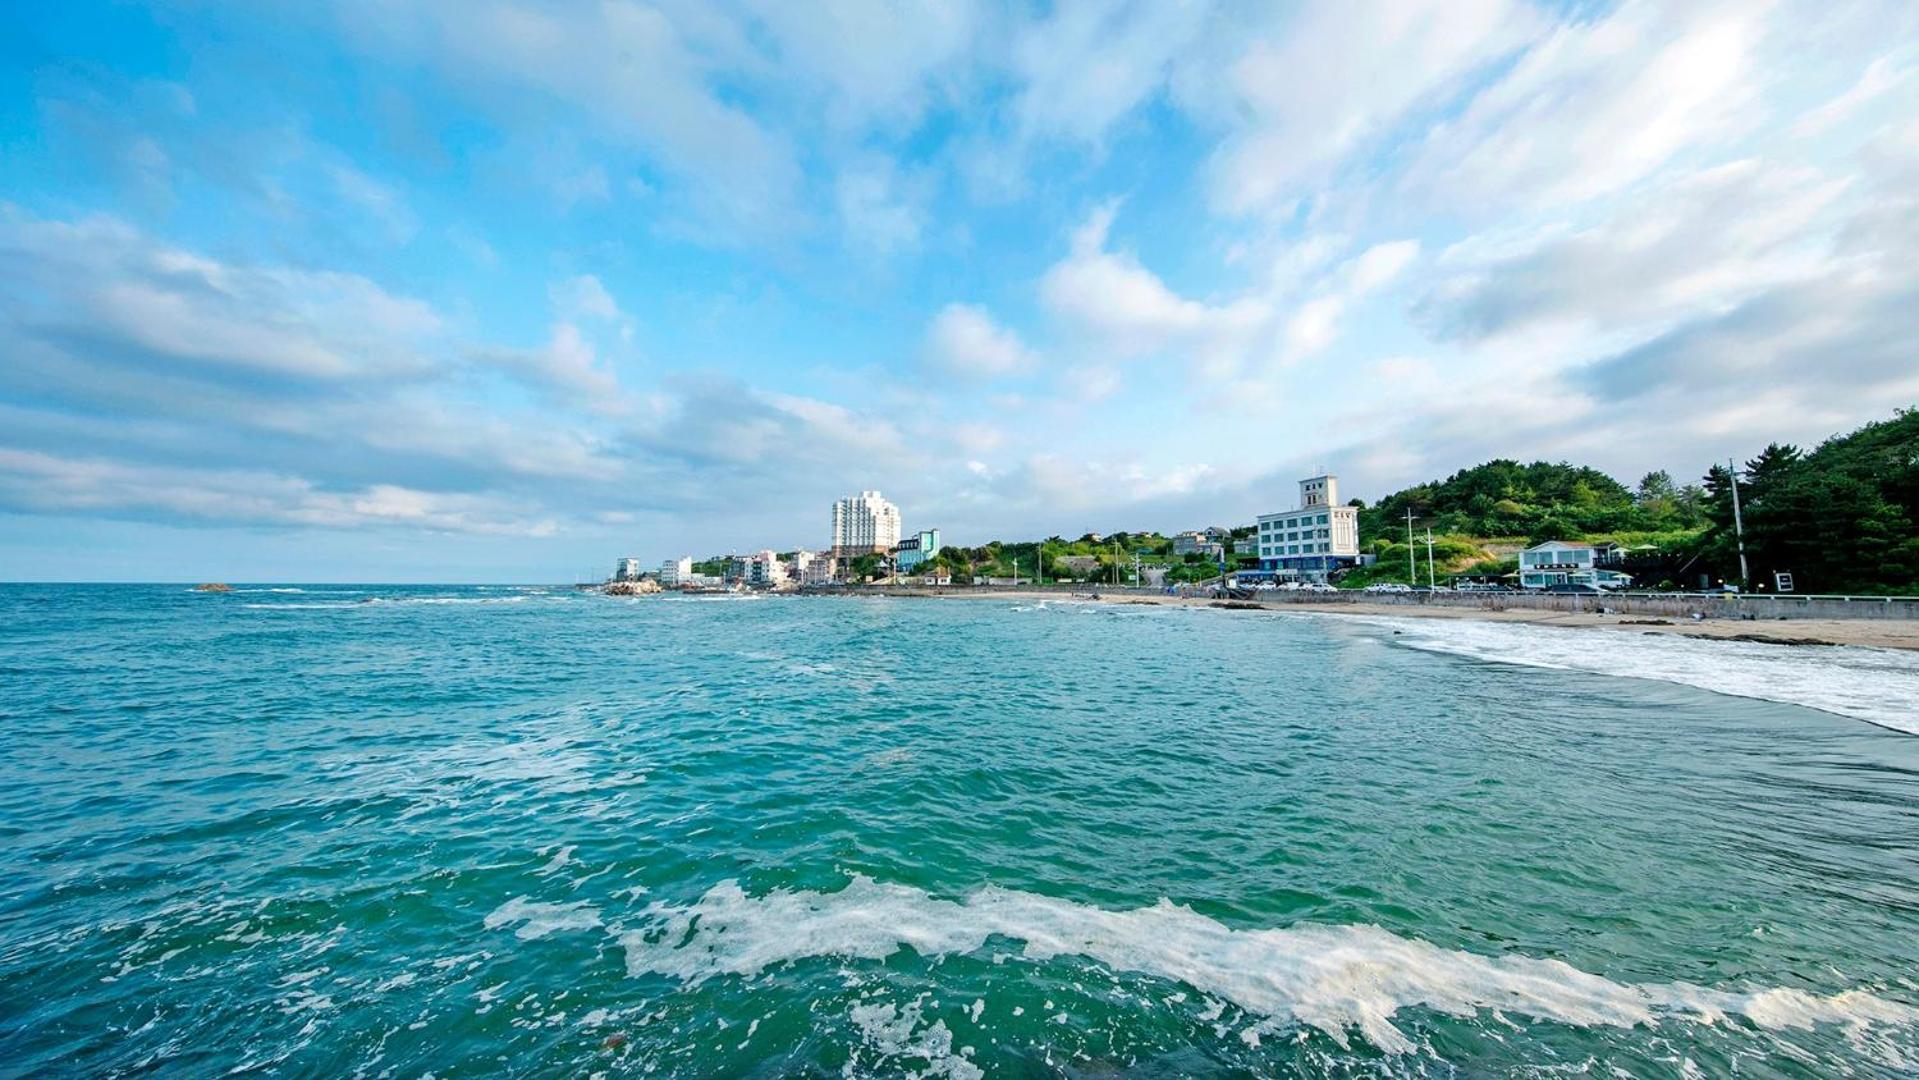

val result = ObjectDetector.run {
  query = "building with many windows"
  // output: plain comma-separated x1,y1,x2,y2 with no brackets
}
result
614,557,643,581
1257,474,1360,581
893,528,942,572
831,490,902,557
658,556,693,586
792,550,835,586
744,550,788,588
1516,541,1633,589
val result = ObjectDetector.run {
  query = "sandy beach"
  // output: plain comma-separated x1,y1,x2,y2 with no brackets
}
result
860,587,1919,652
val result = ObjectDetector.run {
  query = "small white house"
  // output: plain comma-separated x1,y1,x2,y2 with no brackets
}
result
1517,541,1632,589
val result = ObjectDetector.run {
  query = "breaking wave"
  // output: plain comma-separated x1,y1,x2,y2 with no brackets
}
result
1327,614,1919,735
608,876,1916,1055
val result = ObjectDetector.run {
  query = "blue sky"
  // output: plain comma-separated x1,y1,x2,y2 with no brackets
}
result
2,1,1916,581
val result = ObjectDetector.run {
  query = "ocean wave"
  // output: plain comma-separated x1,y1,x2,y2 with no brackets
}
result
1329,614,1919,735
484,897,602,941
610,876,1917,1055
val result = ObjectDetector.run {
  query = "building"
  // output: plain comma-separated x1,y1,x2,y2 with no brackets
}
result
831,490,902,557
1057,554,1103,578
1517,541,1634,589
1171,530,1225,559
658,556,694,586
614,557,643,581
1257,474,1360,581
893,528,942,572
744,550,788,588
794,550,835,586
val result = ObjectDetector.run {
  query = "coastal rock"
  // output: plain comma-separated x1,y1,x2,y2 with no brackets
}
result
604,579,663,596
193,583,232,593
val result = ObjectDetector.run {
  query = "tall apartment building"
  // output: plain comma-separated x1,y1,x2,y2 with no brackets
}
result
614,557,643,581
830,490,901,556
658,556,694,586
1257,474,1360,581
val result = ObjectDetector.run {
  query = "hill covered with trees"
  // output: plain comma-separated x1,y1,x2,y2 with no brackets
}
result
1346,407,1918,592
1693,409,1919,593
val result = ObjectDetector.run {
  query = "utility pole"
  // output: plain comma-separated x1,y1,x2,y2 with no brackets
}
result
1727,458,1750,586
1424,528,1437,588
1405,507,1416,582
1035,541,1043,588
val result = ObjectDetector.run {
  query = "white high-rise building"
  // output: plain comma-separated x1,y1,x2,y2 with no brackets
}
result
658,556,694,586
831,490,901,556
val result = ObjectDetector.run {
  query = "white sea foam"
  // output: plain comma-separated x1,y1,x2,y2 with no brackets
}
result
1325,614,1919,735
614,876,1916,1055
484,898,602,941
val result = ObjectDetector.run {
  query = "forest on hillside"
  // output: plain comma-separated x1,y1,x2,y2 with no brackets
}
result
1352,408,1919,593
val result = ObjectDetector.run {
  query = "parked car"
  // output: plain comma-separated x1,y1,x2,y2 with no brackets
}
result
1363,582,1412,594
1544,583,1605,594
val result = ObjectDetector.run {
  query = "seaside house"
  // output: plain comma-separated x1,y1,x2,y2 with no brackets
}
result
614,557,643,581
658,556,693,586
1171,531,1225,559
1256,474,1360,582
1517,541,1633,589
894,528,942,572
744,550,788,588
793,549,834,586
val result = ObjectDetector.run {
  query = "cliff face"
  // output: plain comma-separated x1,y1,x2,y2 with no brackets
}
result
604,579,662,595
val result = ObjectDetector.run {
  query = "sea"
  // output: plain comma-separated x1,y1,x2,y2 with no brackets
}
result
2,583,1917,1077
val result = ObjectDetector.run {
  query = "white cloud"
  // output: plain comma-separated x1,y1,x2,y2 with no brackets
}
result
0,448,558,537
1405,2,1764,211
0,210,440,380
331,0,801,232
480,323,627,412
1790,51,1917,138
836,158,926,253
549,274,624,322
1198,0,1536,215
1039,203,1268,374
925,303,1036,378
1418,160,1844,345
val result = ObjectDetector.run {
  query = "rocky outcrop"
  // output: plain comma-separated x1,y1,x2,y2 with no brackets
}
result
604,579,663,596
193,583,232,593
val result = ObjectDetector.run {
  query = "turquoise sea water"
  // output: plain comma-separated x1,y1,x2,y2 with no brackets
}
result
2,584,1918,1077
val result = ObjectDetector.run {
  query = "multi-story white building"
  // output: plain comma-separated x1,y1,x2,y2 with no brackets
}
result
1517,541,1633,589
745,550,788,588
831,490,901,556
1257,474,1360,581
658,556,694,586
794,549,835,586
614,557,643,581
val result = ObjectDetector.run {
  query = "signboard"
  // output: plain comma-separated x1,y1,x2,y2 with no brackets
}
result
1774,571,1794,593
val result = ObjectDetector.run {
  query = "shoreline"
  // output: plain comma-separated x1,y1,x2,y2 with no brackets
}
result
830,587,1919,652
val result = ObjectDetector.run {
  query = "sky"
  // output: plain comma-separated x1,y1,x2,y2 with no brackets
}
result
2,1,1916,582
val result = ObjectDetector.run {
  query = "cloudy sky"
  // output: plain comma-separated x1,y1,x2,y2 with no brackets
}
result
3,1,1916,581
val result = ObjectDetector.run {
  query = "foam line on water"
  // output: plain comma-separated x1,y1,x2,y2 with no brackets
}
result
1319,613,1919,735
610,876,1916,1054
